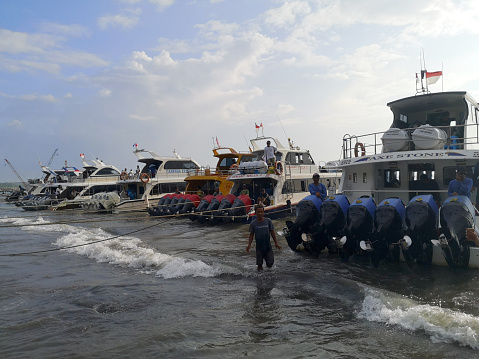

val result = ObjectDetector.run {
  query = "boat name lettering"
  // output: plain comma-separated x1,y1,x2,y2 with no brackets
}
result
366,155,394,161
166,169,188,173
396,153,445,158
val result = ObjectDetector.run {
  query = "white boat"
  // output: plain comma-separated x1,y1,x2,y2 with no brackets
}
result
336,90,479,268
113,149,200,213
219,136,341,223
52,157,123,211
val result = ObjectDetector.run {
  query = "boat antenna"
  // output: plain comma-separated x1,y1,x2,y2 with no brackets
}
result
243,132,252,152
277,114,294,149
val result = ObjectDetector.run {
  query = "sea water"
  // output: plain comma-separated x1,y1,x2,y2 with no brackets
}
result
1,201,479,358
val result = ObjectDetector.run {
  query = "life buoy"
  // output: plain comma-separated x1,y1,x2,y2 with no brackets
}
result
140,173,150,183
274,161,283,175
120,171,128,180
354,142,366,157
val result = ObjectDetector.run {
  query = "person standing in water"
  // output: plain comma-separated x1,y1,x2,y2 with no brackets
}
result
246,205,282,271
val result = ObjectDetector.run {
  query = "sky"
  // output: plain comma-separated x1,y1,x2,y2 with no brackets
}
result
2,0,479,182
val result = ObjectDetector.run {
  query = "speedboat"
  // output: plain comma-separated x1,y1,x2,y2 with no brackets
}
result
52,156,123,211
219,135,341,223
338,88,479,268
116,149,200,213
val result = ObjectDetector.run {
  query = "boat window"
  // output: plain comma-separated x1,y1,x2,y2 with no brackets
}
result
239,156,253,164
95,168,120,176
219,158,237,168
286,153,298,165
164,161,199,170
384,169,401,188
300,153,314,165
363,173,367,183
443,166,474,188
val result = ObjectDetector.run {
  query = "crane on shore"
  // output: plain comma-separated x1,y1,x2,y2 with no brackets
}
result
4,159,30,190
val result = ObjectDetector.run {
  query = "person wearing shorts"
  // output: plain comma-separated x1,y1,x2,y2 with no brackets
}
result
246,205,282,271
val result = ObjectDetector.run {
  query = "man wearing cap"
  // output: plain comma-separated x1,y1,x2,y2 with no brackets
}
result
448,167,473,198
309,173,327,200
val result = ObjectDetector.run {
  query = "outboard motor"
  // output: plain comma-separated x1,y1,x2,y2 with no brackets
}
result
189,195,214,222
148,194,173,216
318,194,350,254
435,195,477,268
405,195,438,264
284,194,322,252
197,195,225,224
180,194,201,214
211,194,236,224
340,196,376,261
365,198,406,267
171,194,190,215
166,193,183,214
225,195,252,223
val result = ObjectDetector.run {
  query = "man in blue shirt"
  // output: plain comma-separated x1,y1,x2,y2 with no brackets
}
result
246,205,282,271
308,173,327,200
448,167,473,198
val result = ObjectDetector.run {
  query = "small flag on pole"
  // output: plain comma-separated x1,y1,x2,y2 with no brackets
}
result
216,137,220,147
426,71,442,85
255,123,260,133
133,143,138,148
80,153,85,159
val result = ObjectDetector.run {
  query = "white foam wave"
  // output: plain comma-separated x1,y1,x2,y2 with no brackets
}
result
358,288,479,349
53,227,235,279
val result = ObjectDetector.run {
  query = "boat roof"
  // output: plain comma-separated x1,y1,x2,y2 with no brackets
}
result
387,91,478,115
250,136,288,151
133,149,198,166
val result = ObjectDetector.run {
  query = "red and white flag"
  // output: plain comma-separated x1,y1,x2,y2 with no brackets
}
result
216,136,220,147
80,153,85,159
426,71,442,85
255,123,260,132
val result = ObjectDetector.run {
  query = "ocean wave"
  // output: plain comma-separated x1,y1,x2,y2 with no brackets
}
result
358,287,479,350
53,226,237,279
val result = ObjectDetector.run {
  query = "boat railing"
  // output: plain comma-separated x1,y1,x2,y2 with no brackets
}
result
342,122,479,159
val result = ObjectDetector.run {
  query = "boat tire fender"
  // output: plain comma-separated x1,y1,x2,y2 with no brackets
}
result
140,173,150,183
275,161,283,175
120,171,128,180
354,142,366,157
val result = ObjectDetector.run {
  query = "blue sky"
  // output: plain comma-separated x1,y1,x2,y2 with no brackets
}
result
2,0,479,182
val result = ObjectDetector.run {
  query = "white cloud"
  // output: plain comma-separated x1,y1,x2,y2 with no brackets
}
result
99,88,112,97
7,120,24,129
97,8,142,30
148,0,175,11
38,22,90,37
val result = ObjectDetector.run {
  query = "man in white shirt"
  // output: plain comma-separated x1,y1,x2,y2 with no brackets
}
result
263,140,277,166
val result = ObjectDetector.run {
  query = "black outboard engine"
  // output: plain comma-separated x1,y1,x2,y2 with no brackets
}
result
405,195,438,264
189,195,214,222
180,194,201,214
367,198,406,267
340,196,376,262
224,195,252,223
211,195,236,224
198,195,224,224
284,195,322,252
166,195,181,215
170,195,189,215
149,194,174,216
319,194,350,254
436,195,476,268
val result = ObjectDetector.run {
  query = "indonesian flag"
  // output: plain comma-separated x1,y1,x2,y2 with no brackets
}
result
255,123,260,132
426,71,442,85
216,137,220,147
80,153,85,159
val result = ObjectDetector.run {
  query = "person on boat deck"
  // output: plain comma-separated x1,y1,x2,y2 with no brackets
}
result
213,187,220,196
197,188,204,197
257,188,271,206
263,140,277,166
135,165,140,178
174,188,181,194
240,184,250,196
418,173,440,203
246,205,282,271
56,185,62,195
308,173,327,200
128,169,134,179
448,167,473,198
